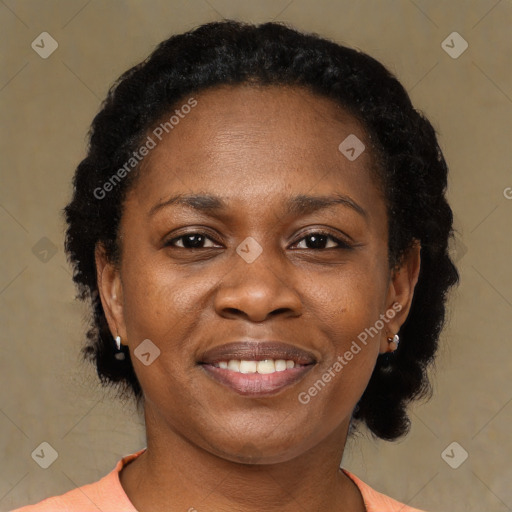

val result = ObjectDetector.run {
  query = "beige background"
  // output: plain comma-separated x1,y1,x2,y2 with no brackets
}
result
1,1,511,511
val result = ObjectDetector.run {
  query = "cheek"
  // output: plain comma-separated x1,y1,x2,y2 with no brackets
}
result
296,261,386,401
119,256,221,395
302,259,388,344
297,281,382,432
120,255,206,340
118,262,205,407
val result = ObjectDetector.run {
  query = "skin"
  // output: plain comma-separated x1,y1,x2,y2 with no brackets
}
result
95,84,421,512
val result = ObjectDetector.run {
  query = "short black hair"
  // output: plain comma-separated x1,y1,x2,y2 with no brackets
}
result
64,20,459,441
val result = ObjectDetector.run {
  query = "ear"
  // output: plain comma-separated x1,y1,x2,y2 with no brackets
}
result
380,240,421,353
95,242,127,345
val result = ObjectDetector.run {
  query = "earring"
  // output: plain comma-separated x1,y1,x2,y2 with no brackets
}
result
387,333,400,352
114,335,125,360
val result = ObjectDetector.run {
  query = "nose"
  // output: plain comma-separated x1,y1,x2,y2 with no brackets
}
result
214,251,302,323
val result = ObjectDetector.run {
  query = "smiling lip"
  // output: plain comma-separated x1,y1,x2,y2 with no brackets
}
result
198,341,317,365
197,341,317,396
200,363,314,396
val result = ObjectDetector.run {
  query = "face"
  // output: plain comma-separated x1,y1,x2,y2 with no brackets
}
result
97,84,420,464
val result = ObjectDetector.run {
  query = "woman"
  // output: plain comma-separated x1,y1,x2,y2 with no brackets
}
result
13,20,459,512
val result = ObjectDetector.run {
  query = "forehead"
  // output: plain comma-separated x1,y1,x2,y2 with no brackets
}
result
126,84,383,220
161,84,364,150
187,83,354,123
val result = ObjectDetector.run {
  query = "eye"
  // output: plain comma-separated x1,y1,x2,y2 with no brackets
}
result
165,232,221,249
165,230,353,250
291,231,352,250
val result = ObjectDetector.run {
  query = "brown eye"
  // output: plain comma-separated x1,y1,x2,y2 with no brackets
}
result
165,230,352,251
166,233,219,249
292,231,352,250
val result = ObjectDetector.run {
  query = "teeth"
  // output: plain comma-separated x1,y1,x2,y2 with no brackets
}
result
212,359,297,374
240,360,257,374
227,360,240,372
275,359,287,372
257,360,276,374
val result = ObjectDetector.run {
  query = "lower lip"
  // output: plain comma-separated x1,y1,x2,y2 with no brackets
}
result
199,364,315,396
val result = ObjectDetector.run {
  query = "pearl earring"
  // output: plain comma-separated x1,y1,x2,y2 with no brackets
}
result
387,334,400,351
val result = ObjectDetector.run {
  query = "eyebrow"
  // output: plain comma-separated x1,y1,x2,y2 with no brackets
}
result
148,192,368,220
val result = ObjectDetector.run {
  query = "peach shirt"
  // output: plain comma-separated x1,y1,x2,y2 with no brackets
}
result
11,448,426,512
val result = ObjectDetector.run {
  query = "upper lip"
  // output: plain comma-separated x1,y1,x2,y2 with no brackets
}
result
198,341,317,365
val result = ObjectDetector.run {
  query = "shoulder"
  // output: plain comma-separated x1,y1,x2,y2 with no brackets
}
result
9,449,146,512
9,474,116,512
342,469,428,512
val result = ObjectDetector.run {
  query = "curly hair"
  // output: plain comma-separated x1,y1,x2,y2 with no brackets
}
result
63,20,459,441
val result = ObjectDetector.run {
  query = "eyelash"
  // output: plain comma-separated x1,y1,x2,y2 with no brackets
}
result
165,230,353,250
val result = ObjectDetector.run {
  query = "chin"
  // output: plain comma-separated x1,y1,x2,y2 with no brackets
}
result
206,434,312,466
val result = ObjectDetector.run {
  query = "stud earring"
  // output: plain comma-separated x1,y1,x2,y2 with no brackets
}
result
387,333,400,352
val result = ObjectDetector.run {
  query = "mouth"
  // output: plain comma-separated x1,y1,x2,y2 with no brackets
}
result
198,341,317,396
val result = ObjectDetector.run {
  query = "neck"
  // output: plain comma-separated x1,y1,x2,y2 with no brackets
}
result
119,406,365,512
